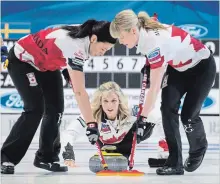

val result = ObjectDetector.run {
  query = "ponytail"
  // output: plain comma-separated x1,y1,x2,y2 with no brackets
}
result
62,19,97,38
62,19,116,44
137,11,167,30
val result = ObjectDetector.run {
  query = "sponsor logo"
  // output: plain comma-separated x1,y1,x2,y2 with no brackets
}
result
202,96,215,109
183,124,194,133
180,96,215,109
147,48,161,63
148,47,160,60
178,24,208,38
161,74,168,89
101,123,111,133
26,72,38,86
1,92,24,110
0,73,14,87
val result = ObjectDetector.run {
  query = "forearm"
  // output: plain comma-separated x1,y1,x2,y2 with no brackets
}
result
60,116,86,154
141,88,160,117
141,65,166,117
74,90,95,123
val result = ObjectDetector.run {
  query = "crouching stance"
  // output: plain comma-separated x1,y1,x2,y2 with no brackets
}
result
61,81,167,172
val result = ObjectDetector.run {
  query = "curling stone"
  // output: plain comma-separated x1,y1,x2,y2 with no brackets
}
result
89,145,128,173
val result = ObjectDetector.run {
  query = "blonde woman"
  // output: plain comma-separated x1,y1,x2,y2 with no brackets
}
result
110,10,216,175
61,81,167,168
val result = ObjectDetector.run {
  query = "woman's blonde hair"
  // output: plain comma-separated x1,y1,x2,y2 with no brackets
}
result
91,81,130,123
110,9,167,38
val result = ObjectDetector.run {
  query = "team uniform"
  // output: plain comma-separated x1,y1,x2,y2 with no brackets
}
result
63,115,136,159
1,28,89,172
137,25,216,173
61,105,168,162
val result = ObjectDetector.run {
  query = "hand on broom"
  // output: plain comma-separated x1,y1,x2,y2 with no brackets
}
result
133,116,155,144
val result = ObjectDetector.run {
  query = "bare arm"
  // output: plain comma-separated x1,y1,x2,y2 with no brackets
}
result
141,66,166,117
67,69,95,124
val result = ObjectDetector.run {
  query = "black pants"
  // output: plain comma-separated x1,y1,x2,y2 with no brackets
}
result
1,47,64,165
161,55,216,167
98,129,133,159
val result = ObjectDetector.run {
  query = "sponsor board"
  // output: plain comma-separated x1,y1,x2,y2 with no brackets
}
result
179,95,216,110
2,56,219,73
0,89,219,115
0,114,76,136
178,24,208,38
1,114,219,145
0,72,70,88
152,116,220,138
1,56,219,74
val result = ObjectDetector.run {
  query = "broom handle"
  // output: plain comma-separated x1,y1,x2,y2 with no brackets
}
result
129,65,148,170
95,142,108,170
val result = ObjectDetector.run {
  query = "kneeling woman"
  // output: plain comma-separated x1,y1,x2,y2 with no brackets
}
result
62,82,135,168
61,81,166,170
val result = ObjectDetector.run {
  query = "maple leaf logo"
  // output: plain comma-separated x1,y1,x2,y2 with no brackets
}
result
171,26,205,52
171,26,188,42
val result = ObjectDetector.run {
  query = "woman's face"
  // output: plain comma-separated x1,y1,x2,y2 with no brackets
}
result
118,27,139,49
89,35,114,56
101,91,119,120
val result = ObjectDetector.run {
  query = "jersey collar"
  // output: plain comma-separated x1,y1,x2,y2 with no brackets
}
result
136,27,148,55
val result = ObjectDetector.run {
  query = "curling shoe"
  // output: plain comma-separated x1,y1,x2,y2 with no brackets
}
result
156,166,184,175
1,162,15,174
184,150,207,172
34,152,68,172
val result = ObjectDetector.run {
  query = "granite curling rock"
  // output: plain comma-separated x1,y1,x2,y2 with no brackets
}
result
89,145,128,173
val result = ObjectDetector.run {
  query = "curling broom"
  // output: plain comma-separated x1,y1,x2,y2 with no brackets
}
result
117,64,148,176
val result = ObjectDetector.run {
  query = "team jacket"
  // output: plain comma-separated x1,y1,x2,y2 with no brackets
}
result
98,116,136,144
14,28,89,71
60,105,162,150
137,25,210,71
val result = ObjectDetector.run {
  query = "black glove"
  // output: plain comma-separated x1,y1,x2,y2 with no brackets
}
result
86,122,99,145
141,64,151,87
135,116,155,144
62,142,75,161
131,120,138,133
